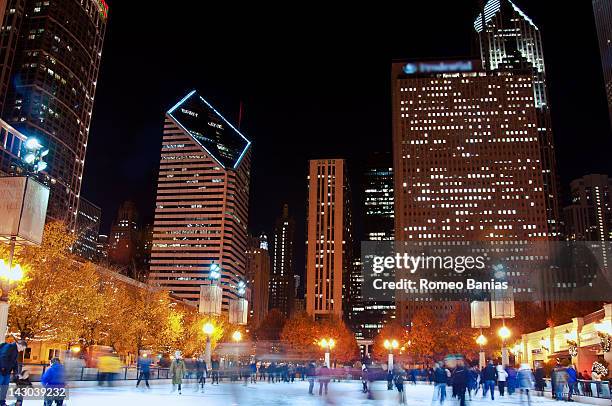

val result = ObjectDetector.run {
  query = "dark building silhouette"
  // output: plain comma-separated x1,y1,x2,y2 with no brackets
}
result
270,204,295,317
349,152,396,340
73,197,101,261
108,201,147,280
593,0,612,127
246,234,270,328
564,174,612,242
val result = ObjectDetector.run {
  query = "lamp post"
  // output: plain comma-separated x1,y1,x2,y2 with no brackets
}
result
383,339,399,372
476,334,487,368
498,325,511,365
0,137,48,338
232,330,242,368
319,338,335,368
203,322,215,367
0,259,25,337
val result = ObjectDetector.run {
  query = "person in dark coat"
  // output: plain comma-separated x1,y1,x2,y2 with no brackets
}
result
534,364,546,396
195,357,207,391
394,368,406,404
211,358,220,384
0,340,26,406
136,354,152,389
387,369,394,390
306,362,316,395
481,361,498,400
13,369,32,406
452,360,469,406
507,365,517,395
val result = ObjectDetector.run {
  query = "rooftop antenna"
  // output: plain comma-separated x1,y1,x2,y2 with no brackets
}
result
238,100,244,129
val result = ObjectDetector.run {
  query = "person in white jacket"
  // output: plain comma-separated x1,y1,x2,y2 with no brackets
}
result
497,365,509,396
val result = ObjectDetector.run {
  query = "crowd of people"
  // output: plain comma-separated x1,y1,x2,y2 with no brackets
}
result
0,338,609,405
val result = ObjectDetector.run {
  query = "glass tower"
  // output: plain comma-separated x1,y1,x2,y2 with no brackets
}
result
475,0,560,238
0,0,108,228
593,0,612,126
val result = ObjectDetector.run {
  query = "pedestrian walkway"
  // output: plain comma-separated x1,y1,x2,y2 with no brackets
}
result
65,381,597,406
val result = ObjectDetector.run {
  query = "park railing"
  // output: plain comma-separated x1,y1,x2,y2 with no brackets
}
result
543,378,611,399
18,363,173,382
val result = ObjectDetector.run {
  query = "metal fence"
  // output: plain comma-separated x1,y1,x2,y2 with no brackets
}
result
19,363,172,382
543,378,610,399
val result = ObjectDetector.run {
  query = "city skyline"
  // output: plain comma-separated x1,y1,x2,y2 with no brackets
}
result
82,0,611,249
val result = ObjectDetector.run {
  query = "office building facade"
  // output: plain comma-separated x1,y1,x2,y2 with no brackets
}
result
475,0,560,238
270,203,295,317
305,159,353,320
149,90,252,310
0,0,108,227
593,0,612,126
392,59,550,323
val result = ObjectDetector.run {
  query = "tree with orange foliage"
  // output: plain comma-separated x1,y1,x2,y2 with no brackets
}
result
371,321,409,360
280,312,318,359
406,308,437,364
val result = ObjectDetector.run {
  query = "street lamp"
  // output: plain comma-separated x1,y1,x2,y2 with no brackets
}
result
476,334,487,368
383,339,399,372
232,330,242,369
237,281,246,296
0,259,25,336
209,263,221,282
319,338,335,368
203,322,215,366
498,325,511,365
22,137,49,174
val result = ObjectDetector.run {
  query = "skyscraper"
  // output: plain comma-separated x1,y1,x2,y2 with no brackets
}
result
392,58,550,323
108,201,139,265
364,152,394,241
350,152,395,340
0,0,108,227
475,0,560,238
593,0,612,126
270,204,295,317
305,159,353,320
564,174,612,242
245,234,270,328
73,197,101,261
149,90,252,310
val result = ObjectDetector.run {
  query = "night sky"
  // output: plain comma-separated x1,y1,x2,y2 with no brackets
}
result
82,1,611,277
